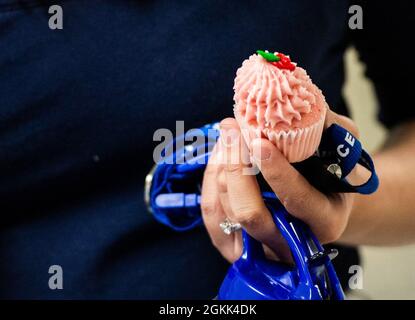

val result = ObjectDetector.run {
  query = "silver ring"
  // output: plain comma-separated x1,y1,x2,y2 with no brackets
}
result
144,164,157,214
220,218,242,235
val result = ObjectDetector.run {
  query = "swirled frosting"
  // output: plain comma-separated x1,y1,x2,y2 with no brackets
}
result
234,53,325,131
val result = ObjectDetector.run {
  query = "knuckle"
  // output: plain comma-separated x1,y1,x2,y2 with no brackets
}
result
282,193,306,214
320,218,344,243
352,124,360,139
200,199,217,216
204,164,218,177
265,169,285,183
220,117,237,129
281,185,312,214
236,207,263,229
225,163,242,175
292,189,310,208
281,197,295,213
337,115,360,139
322,228,340,244
345,118,360,138
217,172,227,193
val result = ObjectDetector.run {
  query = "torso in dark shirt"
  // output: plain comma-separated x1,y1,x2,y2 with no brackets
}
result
0,0,412,299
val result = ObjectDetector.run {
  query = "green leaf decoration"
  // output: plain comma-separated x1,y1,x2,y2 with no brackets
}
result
256,50,280,62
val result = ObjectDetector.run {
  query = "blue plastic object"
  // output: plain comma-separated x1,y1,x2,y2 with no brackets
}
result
145,122,378,300
145,123,219,231
218,192,344,300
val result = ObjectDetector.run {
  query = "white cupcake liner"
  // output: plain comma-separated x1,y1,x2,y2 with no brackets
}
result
236,107,326,163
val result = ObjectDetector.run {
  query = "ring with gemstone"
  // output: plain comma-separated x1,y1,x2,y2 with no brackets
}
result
219,218,242,235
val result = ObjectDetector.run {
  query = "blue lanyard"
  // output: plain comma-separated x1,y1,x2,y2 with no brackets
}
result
318,124,379,195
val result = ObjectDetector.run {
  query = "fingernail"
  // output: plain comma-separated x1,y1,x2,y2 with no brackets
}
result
220,127,239,147
252,139,271,161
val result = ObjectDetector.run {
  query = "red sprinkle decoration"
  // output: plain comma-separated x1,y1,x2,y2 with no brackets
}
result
271,53,296,71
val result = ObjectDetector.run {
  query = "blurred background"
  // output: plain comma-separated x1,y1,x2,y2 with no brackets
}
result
344,47,415,299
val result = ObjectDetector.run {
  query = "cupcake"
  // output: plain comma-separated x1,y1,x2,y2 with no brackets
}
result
233,50,328,163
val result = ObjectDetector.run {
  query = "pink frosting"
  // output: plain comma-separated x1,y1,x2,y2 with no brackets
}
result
234,53,326,132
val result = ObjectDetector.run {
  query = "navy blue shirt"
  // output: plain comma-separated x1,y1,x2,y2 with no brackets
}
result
0,0,414,298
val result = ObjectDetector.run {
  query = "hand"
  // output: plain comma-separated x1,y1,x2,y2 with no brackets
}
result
201,111,360,263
